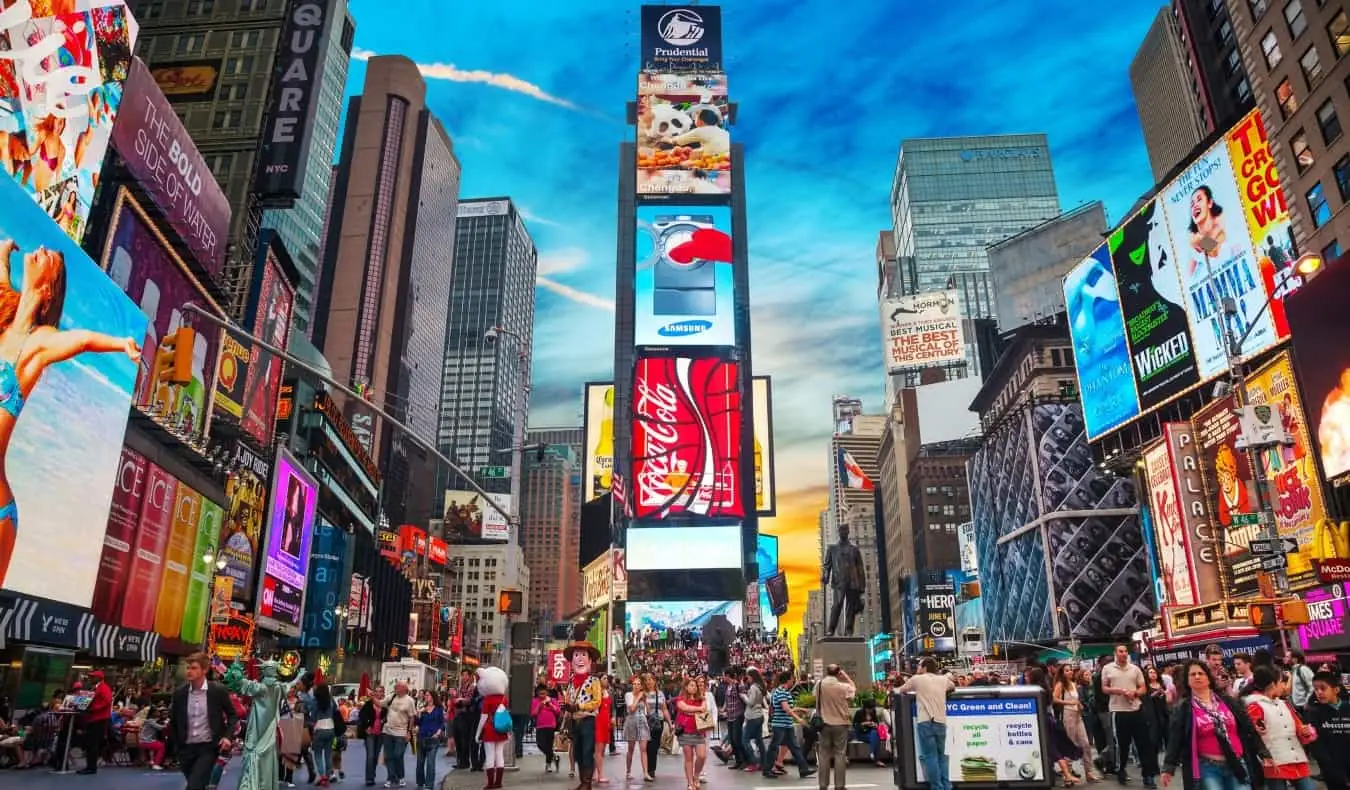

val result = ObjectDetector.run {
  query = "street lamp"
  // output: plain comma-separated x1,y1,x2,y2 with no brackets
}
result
484,324,531,669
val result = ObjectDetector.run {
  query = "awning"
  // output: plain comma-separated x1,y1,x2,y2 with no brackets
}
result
1034,644,1118,662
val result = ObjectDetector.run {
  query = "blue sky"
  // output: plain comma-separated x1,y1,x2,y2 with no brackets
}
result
342,0,1167,636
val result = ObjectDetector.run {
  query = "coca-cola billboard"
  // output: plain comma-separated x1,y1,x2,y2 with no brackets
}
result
631,358,744,519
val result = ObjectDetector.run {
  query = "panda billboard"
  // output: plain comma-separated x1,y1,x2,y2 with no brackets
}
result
636,73,732,195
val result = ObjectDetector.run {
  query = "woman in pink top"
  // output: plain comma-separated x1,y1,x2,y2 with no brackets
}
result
1161,661,1267,790
531,685,563,774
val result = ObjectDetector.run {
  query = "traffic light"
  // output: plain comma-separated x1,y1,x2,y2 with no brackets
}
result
154,327,196,386
1249,603,1279,630
1280,600,1310,626
498,589,523,615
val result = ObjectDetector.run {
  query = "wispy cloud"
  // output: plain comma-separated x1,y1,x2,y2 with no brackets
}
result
537,278,615,311
351,47,581,111
519,207,564,228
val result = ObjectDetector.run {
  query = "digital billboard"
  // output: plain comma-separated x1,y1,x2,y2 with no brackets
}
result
756,533,779,631
1242,351,1326,588
1193,395,1262,598
118,462,174,632
102,189,225,438
111,58,230,277
1284,256,1350,483
218,440,271,605
626,600,741,633
751,376,776,516
638,5,723,72
583,381,615,503
443,489,512,542
240,236,294,446
0,170,145,607
636,74,730,196
256,446,318,637
634,205,735,347
1064,245,1142,439
632,357,743,519
180,498,222,645
1226,112,1298,302
148,59,221,102
297,519,348,649
1110,199,1201,412
879,289,965,372
627,525,741,569
0,0,137,241
1160,142,1284,380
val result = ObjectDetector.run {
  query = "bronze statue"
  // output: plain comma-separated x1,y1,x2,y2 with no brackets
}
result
822,523,865,636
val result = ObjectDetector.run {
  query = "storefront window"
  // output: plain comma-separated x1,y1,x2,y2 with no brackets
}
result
15,647,74,709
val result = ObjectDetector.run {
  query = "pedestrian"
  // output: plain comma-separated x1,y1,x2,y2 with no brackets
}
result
594,675,613,784
168,653,239,790
1102,643,1160,787
76,670,113,775
622,674,651,780
640,673,668,781
816,663,857,790
452,668,477,770
309,682,339,787
1287,652,1315,715
676,678,709,790
415,689,446,790
382,682,419,788
1303,671,1350,790
1160,660,1266,790
357,686,387,787
1244,666,1317,790
760,670,815,781
532,684,563,774
899,658,955,790
741,669,767,774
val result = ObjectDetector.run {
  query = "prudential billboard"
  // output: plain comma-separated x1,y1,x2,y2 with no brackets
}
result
634,204,736,347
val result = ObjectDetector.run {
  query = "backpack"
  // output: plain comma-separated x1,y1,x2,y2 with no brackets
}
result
492,704,513,734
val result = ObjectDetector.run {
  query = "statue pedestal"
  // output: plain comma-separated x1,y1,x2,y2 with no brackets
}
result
814,636,872,693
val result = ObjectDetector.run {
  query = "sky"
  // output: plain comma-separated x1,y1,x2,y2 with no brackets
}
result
342,0,1167,645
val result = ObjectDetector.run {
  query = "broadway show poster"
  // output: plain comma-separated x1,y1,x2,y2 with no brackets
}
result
218,441,272,605
1144,440,1196,608
1110,200,1200,411
1065,244,1141,439
255,447,318,638
1193,395,1261,598
1242,351,1325,588
1226,111,1299,308
0,172,146,609
1161,142,1283,380
1164,422,1226,607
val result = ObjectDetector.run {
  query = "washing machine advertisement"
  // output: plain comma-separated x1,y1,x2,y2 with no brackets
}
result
634,204,736,347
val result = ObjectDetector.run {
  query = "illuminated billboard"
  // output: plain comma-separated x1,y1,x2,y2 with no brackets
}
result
583,381,615,503
443,490,512,543
1193,395,1261,599
0,0,137,241
751,376,776,516
1284,256,1350,484
1065,245,1142,440
638,5,724,73
636,73,731,196
634,204,735,347
1225,112,1299,301
879,289,965,372
756,533,779,631
632,357,743,519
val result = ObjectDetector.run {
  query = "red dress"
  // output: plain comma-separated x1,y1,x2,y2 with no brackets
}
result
595,694,612,744
480,694,510,743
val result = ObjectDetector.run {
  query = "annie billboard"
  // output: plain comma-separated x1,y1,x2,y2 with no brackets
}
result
632,357,743,519
634,205,735,347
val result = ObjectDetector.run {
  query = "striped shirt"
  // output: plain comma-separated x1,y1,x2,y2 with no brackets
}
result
769,687,794,729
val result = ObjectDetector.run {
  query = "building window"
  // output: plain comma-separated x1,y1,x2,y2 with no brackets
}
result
1335,155,1350,201
224,56,253,75
1262,30,1284,67
213,110,242,129
1227,48,1244,75
1329,10,1350,57
1323,240,1343,262
240,0,268,10
1277,78,1300,118
1218,20,1235,45
1317,99,1342,143
187,0,214,13
175,34,205,54
1249,0,1268,18
205,153,234,176
1307,183,1332,227
1300,45,1324,85
1291,130,1316,172
140,0,165,17
219,82,247,101
231,30,260,48
1236,78,1253,103
1285,0,1307,38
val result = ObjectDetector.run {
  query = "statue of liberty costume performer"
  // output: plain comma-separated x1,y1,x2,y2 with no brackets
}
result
222,658,294,790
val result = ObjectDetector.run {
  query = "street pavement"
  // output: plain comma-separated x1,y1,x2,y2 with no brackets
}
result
0,741,898,790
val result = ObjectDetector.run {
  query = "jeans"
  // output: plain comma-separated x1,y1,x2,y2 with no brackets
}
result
537,728,556,764
763,726,810,777
364,734,384,784
572,716,597,777
312,730,333,779
854,726,881,759
742,717,764,766
384,735,409,782
726,716,747,765
818,725,849,790
1264,779,1315,790
1197,760,1253,790
916,721,950,790
417,737,440,788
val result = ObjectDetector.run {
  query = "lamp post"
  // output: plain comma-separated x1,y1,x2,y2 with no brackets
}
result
484,324,531,670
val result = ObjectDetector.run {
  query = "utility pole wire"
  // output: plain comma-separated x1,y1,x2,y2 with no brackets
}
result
183,303,514,525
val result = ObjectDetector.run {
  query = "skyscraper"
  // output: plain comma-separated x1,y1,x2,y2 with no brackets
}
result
1173,0,1253,132
520,442,581,632
128,0,353,319
1131,7,1211,180
317,55,462,526
439,199,539,498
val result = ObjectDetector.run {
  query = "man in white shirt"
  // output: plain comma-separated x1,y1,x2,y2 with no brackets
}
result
1232,654,1255,696
1100,644,1157,787
381,682,418,787
900,659,955,790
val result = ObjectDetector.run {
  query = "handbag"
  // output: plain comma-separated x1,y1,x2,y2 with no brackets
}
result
694,709,715,732
492,704,513,734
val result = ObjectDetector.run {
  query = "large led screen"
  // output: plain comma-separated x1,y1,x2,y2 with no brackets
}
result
1242,351,1326,588
1193,395,1262,598
626,525,741,570
239,238,294,447
1160,142,1284,380
638,5,724,72
218,440,271,605
583,381,615,503
103,190,225,438
634,205,736,347
0,171,146,607
626,600,742,633
751,376,776,516
1065,245,1142,440
1110,199,1201,412
636,72,731,195
632,357,743,519
756,533,779,631
1285,256,1350,484
443,489,512,543
0,0,137,241
256,447,318,637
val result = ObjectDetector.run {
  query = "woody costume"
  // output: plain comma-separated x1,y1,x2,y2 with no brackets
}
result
563,640,604,790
